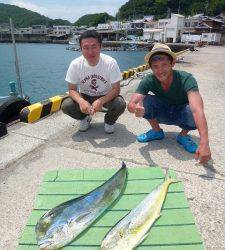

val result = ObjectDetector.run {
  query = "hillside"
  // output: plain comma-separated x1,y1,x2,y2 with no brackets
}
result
117,0,225,20
74,13,115,27
0,3,71,27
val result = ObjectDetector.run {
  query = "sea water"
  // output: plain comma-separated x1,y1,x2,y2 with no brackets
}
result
0,43,146,103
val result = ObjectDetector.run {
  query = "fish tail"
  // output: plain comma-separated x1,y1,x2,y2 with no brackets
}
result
164,169,181,184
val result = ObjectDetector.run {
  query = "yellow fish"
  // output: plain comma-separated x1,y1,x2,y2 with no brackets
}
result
101,171,179,250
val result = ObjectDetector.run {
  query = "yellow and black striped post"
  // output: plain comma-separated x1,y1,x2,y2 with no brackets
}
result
20,94,68,123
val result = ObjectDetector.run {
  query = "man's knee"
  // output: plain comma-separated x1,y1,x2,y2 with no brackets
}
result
143,95,158,119
111,96,126,113
180,105,196,130
61,97,74,114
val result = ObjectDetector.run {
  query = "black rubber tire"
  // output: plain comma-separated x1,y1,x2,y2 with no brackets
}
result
0,122,7,137
0,96,30,124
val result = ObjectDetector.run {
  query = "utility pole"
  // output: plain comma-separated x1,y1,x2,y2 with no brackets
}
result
10,18,23,98
132,0,136,20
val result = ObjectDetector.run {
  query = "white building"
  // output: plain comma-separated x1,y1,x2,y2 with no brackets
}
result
31,25,47,34
142,14,185,43
97,23,110,30
201,32,221,44
110,21,122,30
52,26,71,36
181,32,221,44
16,27,32,34
142,28,163,41
181,33,201,43
121,22,132,30
153,18,170,42
164,14,185,43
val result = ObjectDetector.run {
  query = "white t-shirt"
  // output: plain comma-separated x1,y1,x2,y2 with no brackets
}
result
65,53,122,96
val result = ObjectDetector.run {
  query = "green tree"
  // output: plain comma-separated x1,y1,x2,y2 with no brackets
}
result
0,3,71,27
74,13,114,27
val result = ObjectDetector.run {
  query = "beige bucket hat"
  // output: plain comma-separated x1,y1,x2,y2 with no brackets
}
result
145,43,176,63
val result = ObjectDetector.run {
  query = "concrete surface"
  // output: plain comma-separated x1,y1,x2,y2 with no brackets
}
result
0,45,225,250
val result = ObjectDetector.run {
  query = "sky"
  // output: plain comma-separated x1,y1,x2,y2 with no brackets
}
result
0,0,128,22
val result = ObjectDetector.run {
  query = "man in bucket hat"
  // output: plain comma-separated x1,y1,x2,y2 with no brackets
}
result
128,43,211,164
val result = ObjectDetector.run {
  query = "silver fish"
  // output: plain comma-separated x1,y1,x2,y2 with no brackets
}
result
35,162,127,249
101,171,179,250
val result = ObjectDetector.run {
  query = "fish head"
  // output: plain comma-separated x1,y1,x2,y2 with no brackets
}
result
100,228,131,250
36,210,73,249
36,223,73,249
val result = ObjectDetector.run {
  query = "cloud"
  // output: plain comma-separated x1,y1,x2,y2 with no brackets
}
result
10,0,47,15
5,0,127,22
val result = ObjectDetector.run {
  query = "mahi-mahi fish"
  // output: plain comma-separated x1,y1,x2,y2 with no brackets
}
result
35,162,127,249
101,171,179,250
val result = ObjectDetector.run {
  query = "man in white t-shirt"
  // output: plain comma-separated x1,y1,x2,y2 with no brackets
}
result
62,30,126,133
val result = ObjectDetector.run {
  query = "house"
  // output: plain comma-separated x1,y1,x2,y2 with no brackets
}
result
97,23,110,30
163,14,185,43
182,15,223,44
31,25,48,34
52,26,71,36
16,27,32,35
142,14,185,43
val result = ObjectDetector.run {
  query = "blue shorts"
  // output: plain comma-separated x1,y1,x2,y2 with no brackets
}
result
143,95,196,131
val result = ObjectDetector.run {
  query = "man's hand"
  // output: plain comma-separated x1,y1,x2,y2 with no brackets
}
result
91,99,103,114
134,101,145,117
195,143,211,164
79,99,92,114
128,93,145,117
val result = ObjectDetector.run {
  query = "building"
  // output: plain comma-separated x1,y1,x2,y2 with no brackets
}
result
182,15,223,44
142,14,185,43
163,14,185,43
52,26,71,36
97,23,110,30
31,25,48,34
16,27,32,35
110,21,122,30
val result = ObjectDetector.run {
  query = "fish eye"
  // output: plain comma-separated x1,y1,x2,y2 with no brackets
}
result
49,212,55,218
119,231,124,238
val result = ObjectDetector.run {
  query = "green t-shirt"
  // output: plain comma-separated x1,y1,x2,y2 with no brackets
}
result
136,70,199,105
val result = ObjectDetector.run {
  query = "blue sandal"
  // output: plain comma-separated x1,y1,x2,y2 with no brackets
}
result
177,134,198,153
137,129,165,143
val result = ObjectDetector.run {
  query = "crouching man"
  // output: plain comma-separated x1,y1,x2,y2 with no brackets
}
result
62,30,126,133
128,43,211,164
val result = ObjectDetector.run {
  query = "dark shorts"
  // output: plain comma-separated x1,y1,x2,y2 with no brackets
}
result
61,94,126,125
143,95,196,131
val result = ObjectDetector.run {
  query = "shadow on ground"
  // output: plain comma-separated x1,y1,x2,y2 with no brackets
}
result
72,126,217,179
72,122,136,149
138,131,216,179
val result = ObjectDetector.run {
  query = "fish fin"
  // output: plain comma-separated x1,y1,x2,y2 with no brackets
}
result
117,221,131,238
70,211,91,224
164,169,181,184
125,221,131,231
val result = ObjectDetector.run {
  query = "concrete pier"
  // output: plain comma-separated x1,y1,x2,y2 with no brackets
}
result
0,45,225,249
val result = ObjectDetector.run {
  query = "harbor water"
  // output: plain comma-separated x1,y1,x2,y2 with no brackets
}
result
0,43,146,103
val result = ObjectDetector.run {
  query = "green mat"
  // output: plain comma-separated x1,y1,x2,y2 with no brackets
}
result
18,167,204,250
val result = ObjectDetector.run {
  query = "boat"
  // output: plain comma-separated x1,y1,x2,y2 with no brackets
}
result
66,34,80,51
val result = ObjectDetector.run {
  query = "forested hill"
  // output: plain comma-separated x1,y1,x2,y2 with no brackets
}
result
1,1,225,28
117,0,225,20
0,3,71,27
74,13,115,27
